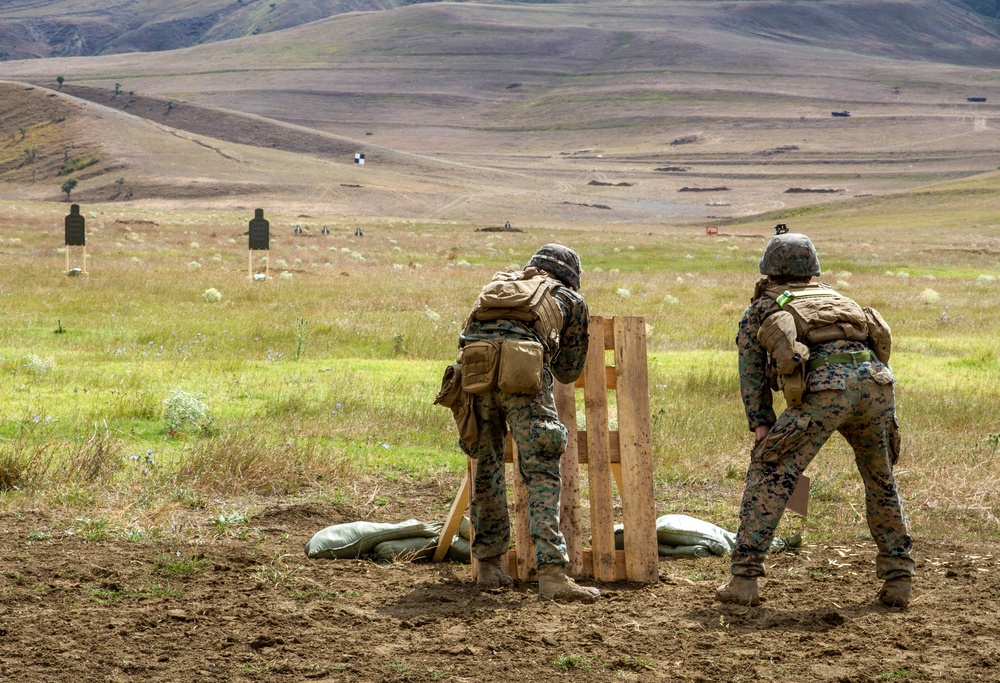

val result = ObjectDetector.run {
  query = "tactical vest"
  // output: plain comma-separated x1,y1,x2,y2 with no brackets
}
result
463,267,564,353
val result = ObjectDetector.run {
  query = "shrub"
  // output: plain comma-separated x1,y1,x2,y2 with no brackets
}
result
163,389,210,434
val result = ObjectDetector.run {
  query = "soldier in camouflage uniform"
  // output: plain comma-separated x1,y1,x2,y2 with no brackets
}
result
459,244,599,602
717,231,915,608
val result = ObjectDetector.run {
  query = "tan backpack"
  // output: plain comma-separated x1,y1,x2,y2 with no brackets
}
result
464,268,564,351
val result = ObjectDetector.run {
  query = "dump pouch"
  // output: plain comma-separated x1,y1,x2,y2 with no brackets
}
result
459,341,500,394
864,306,892,364
497,339,544,395
433,363,464,409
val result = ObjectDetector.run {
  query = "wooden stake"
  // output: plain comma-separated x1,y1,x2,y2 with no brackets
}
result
433,469,470,562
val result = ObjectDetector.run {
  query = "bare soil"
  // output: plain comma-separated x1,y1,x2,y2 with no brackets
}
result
2,477,997,682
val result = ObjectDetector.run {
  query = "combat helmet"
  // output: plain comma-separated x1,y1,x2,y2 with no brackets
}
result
528,244,582,290
759,232,821,277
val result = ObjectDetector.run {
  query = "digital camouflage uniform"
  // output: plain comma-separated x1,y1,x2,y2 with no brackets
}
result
460,286,589,567
733,281,915,582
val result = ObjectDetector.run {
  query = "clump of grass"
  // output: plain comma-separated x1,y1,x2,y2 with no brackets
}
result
174,429,348,495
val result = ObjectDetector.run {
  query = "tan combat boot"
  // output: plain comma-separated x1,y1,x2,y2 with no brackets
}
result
878,577,912,608
715,576,761,606
476,556,513,589
537,563,600,603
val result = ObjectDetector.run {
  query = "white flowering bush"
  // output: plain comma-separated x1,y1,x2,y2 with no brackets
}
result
918,288,941,304
163,389,210,434
203,288,222,303
25,355,56,373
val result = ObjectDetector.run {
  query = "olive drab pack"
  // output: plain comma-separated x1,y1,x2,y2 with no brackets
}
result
756,282,871,406
464,268,565,352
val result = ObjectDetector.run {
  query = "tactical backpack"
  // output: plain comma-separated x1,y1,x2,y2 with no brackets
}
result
463,267,564,352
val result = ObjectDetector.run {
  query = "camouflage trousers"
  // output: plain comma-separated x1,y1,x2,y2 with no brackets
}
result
732,371,915,580
463,369,569,567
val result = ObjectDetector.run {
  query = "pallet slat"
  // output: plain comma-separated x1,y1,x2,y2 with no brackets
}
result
584,317,617,582
613,317,659,583
555,380,583,576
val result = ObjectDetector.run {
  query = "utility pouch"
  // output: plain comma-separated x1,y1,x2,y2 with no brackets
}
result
459,341,500,394
864,306,892,364
778,366,806,407
497,339,544,395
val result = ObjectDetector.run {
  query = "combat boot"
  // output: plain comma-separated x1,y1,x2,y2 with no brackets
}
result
537,563,600,603
476,556,513,589
715,576,761,606
878,577,912,608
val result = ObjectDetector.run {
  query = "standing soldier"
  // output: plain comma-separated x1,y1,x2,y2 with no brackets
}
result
717,230,915,608
458,244,598,602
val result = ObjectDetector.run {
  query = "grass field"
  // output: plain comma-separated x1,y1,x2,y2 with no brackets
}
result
1,191,997,548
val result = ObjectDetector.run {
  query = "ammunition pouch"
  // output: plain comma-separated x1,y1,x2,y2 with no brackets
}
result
497,339,544,395
459,341,500,394
758,311,809,406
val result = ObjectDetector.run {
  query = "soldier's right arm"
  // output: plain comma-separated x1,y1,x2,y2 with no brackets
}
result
551,291,589,384
737,302,776,431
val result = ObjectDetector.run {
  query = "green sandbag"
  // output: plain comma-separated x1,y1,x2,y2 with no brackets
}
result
447,536,471,563
614,514,801,558
372,536,439,563
304,519,444,560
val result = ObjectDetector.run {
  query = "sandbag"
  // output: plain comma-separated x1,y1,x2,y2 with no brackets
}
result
613,514,801,558
372,536,439,564
304,519,443,560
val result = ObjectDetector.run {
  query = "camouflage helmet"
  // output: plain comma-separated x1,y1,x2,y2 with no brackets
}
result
759,232,821,277
528,243,581,290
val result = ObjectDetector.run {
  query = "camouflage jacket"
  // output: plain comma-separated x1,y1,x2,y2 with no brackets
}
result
737,278,894,431
461,286,590,385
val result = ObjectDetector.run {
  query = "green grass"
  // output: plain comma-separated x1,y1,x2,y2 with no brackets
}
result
0,200,998,544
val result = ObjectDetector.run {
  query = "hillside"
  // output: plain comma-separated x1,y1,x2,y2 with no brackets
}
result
1,0,999,225
0,0,440,59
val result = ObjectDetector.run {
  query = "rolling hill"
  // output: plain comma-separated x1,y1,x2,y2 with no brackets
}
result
1,0,999,226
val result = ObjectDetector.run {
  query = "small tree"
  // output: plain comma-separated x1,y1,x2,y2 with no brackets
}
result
61,178,78,200
114,83,121,95
56,76,64,90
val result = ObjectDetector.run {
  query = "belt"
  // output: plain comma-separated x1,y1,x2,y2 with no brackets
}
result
806,350,872,373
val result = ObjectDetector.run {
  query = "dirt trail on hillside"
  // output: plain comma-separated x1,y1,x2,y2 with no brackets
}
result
1,481,998,682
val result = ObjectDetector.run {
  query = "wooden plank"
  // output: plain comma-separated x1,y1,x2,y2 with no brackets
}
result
468,458,480,580
510,439,535,582
576,431,621,464
580,550,627,579
432,469,470,562
555,380,583,577
574,364,616,390
613,316,659,583
583,316,617,582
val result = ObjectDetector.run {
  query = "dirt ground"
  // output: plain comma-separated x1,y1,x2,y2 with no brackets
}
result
1,478,998,683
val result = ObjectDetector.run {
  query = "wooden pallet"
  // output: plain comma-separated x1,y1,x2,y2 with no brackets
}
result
433,315,658,583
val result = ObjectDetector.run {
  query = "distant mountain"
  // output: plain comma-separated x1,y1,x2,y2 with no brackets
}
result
957,0,1000,20
0,0,442,59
